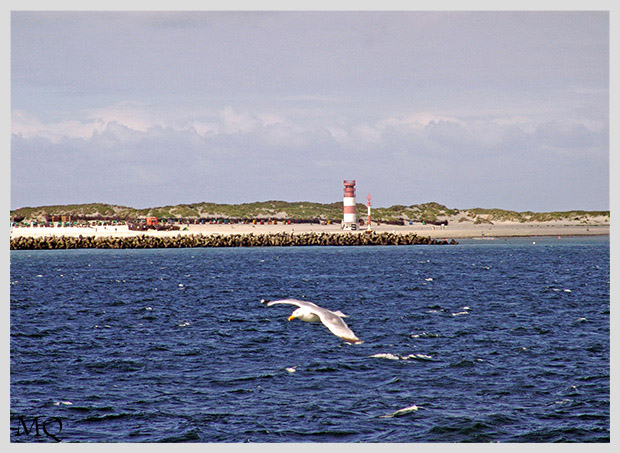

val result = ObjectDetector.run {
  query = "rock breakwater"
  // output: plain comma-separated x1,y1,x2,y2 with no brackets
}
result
10,232,457,250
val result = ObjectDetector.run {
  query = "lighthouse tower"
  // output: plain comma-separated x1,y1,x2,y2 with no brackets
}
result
342,180,357,230
366,193,372,233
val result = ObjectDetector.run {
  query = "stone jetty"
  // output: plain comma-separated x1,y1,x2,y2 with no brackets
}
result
10,231,457,250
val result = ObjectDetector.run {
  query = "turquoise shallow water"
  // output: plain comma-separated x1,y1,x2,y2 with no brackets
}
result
10,236,610,442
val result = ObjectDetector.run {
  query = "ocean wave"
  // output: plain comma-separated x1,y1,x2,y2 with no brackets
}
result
452,311,469,317
85,358,145,373
410,332,440,339
449,359,478,368
370,353,434,361
379,404,419,418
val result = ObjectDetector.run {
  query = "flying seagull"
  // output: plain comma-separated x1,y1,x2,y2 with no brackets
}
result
261,298,363,344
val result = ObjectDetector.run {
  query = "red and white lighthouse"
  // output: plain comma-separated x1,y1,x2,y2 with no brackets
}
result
342,180,357,230
366,193,372,232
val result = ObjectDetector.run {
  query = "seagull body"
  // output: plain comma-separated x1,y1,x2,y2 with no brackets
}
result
261,299,362,344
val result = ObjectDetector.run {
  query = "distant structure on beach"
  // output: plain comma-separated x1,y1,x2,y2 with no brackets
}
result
342,180,357,230
366,193,372,233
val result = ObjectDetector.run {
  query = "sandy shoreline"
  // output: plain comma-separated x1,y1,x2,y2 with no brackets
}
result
9,221,609,240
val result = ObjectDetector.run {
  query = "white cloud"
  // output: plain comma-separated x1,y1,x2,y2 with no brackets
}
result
12,103,607,160
85,102,159,133
376,113,462,130
11,105,609,211
187,121,220,137
12,110,106,142
258,113,287,127
327,126,348,144
217,106,259,134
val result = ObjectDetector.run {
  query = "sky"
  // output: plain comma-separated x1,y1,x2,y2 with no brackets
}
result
10,9,610,211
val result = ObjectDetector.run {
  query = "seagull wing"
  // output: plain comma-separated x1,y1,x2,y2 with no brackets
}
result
315,309,362,344
262,298,321,310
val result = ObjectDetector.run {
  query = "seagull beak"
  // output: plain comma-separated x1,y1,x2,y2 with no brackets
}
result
288,315,295,321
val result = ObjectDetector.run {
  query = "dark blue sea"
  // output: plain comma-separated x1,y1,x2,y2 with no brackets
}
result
10,236,610,442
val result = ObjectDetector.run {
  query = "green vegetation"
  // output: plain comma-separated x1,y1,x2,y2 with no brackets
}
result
473,216,494,225
10,201,610,224
467,208,528,223
370,202,459,224
465,208,610,224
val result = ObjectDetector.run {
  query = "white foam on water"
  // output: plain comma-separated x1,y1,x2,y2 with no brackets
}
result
452,311,469,316
402,354,433,361
53,401,73,406
370,353,401,360
286,367,296,373
371,353,432,361
411,332,440,339
380,404,418,418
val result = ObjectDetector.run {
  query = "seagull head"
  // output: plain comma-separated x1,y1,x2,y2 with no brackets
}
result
288,307,320,323
288,308,303,321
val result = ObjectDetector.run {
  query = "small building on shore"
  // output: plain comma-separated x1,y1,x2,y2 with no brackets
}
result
146,217,159,226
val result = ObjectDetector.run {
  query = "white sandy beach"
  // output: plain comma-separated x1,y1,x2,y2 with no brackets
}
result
9,219,609,240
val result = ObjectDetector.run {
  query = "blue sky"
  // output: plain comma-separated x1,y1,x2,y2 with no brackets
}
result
10,10,609,211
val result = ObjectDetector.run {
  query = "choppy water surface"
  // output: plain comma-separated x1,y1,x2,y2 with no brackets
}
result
10,236,609,442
